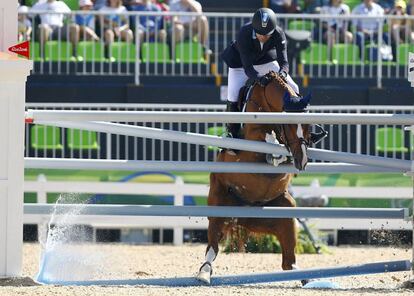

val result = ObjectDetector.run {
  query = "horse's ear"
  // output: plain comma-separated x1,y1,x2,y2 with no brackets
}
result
283,91,291,106
302,92,312,105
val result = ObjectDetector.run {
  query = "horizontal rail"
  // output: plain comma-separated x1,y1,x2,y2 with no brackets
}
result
23,215,413,230
26,111,414,125
24,204,409,219
23,179,413,199
24,158,401,173
33,121,412,172
38,260,412,286
24,103,414,112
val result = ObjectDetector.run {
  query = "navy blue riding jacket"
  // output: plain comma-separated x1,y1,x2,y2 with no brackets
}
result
221,22,289,80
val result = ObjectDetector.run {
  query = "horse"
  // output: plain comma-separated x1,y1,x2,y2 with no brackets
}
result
196,71,312,285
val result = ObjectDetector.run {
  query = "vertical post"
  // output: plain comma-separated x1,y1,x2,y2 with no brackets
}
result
0,53,32,277
0,1,17,53
356,108,362,155
376,18,383,89
173,177,184,246
404,124,414,287
36,174,48,244
410,125,414,284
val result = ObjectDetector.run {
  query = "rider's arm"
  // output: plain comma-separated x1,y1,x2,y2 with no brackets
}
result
275,29,289,73
236,29,259,80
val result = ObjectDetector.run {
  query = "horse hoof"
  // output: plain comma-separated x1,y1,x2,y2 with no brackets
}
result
196,270,211,285
301,278,313,286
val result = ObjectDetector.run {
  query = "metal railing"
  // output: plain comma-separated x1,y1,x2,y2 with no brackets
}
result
24,175,413,244
20,11,414,85
25,103,414,162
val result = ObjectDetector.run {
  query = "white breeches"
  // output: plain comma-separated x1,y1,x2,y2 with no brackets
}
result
227,60,300,102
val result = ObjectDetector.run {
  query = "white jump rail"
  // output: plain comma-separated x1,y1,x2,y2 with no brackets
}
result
32,120,412,172
24,159,401,173
24,204,409,219
23,179,413,242
25,110,414,125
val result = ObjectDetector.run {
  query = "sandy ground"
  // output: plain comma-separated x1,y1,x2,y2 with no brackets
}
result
0,243,413,296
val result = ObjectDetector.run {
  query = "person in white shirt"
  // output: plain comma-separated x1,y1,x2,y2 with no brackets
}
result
30,0,77,45
74,0,99,42
351,0,389,58
99,0,133,50
169,0,211,56
18,5,32,42
320,0,353,50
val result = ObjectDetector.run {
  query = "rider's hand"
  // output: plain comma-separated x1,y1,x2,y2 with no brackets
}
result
257,75,271,87
278,70,288,82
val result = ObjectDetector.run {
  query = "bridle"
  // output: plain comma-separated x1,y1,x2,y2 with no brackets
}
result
248,77,309,153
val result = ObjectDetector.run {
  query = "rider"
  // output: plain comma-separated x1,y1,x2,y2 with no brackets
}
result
221,8,300,138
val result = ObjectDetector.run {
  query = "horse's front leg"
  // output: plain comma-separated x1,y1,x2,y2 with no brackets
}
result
196,173,232,284
196,216,225,284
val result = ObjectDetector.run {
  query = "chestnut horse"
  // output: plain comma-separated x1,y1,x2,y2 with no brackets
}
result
196,71,311,284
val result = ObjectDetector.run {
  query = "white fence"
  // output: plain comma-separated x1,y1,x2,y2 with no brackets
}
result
20,11,414,85
24,176,413,245
25,103,414,162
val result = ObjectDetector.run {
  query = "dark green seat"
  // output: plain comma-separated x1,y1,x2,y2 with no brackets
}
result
67,129,100,150
77,41,106,62
288,20,315,31
30,42,42,61
397,43,414,66
207,126,225,151
175,42,206,63
332,43,361,65
44,41,75,61
141,42,171,63
110,42,137,62
344,0,361,10
300,43,330,65
30,125,63,150
375,127,408,153
63,0,79,10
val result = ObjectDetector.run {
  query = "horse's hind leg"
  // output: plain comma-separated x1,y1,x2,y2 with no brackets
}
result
268,191,311,285
239,191,298,271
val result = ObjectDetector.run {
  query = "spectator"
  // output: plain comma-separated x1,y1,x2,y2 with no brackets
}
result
376,0,395,13
320,0,353,49
94,0,107,10
74,0,100,41
130,0,167,43
30,0,78,46
169,0,211,56
407,0,414,42
99,0,134,48
154,0,170,11
270,0,300,13
18,5,32,42
389,0,407,43
352,0,389,59
302,0,327,13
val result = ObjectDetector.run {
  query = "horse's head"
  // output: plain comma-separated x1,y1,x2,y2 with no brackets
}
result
253,71,311,171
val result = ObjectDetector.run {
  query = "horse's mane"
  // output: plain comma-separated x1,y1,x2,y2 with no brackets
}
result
268,71,297,98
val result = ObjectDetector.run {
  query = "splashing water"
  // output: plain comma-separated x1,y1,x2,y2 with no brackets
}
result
36,194,104,284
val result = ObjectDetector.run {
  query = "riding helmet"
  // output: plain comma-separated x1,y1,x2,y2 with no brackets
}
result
252,8,277,35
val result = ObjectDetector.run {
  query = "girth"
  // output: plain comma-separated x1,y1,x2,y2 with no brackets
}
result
228,186,285,207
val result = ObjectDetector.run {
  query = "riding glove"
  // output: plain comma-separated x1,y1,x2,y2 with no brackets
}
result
257,75,272,87
278,70,288,82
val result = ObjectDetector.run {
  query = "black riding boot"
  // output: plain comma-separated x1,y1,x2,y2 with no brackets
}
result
225,101,240,138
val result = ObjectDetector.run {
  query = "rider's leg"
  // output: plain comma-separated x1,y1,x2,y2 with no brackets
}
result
255,61,300,94
226,67,248,138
